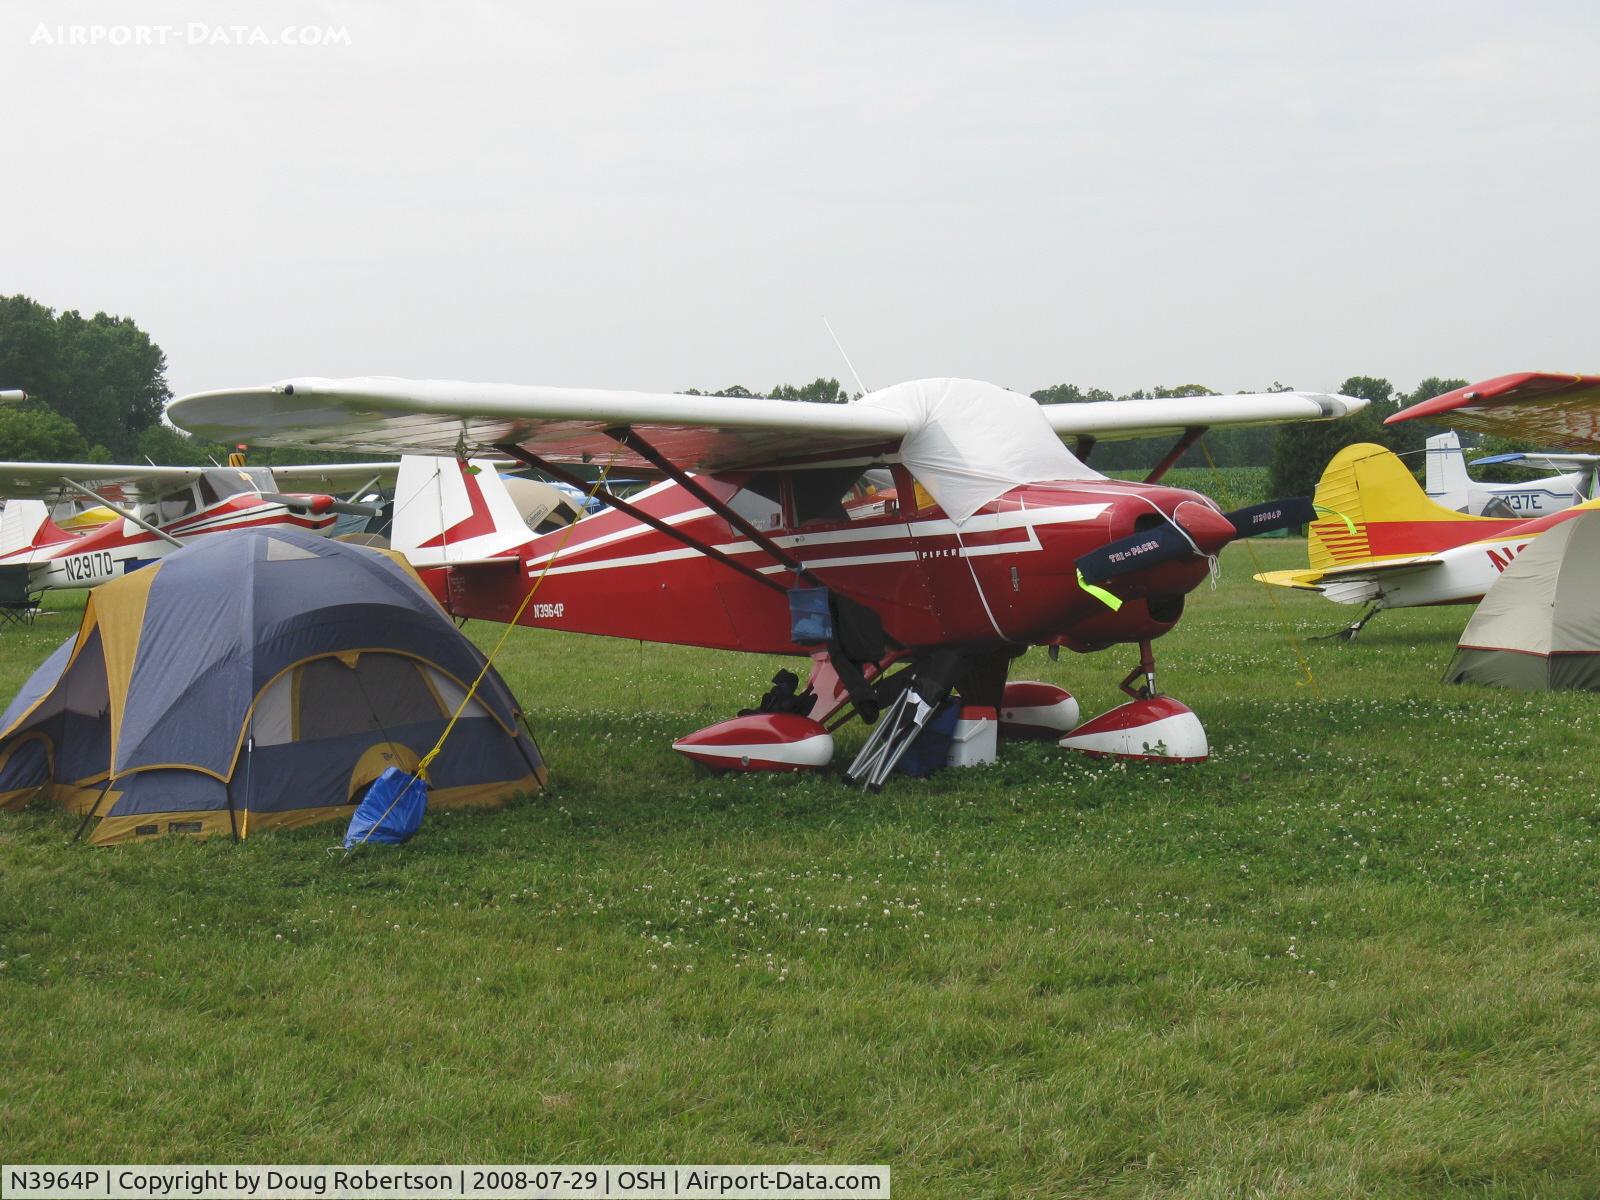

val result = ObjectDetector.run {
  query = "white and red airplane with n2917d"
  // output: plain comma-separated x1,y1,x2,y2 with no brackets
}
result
169,375,1367,781
0,457,401,592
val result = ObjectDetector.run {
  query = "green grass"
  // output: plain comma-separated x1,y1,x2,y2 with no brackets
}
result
3,541,1600,1197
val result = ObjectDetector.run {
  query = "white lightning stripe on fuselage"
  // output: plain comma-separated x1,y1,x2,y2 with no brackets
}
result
528,502,1107,578
166,505,330,538
757,551,921,573
524,506,715,569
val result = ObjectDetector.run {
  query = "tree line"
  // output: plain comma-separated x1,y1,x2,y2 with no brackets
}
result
0,295,1503,496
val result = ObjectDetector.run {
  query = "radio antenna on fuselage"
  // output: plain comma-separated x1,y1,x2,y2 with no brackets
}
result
824,317,870,400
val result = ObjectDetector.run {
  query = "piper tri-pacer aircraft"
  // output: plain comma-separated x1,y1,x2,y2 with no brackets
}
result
1257,372,1600,638
0,460,400,592
169,376,1366,776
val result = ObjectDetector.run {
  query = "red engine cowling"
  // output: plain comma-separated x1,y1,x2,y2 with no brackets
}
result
1056,595,1186,653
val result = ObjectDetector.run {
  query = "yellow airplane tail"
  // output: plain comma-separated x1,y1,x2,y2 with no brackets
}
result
1305,442,1493,571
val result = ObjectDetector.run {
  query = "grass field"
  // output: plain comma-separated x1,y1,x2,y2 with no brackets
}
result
3,539,1599,1198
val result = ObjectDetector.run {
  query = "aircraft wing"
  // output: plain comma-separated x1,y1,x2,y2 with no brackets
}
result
1044,391,1367,441
267,462,403,493
1469,450,1600,471
0,462,209,503
1388,373,1600,450
169,376,1367,474
168,378,913,474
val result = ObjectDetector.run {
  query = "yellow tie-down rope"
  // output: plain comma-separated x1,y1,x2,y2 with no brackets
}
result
1197,440,1323,698
342,452,618,859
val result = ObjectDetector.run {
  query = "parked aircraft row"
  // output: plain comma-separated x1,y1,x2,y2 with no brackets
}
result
1261,373,1600,638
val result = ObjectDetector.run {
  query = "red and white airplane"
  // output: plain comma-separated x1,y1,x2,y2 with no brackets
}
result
169,376,1366,776
0,460,399,592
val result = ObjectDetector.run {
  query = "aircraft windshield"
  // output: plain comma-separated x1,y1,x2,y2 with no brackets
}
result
200,467,276,504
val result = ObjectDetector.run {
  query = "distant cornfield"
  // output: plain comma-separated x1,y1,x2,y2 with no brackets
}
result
1108,465,1270,508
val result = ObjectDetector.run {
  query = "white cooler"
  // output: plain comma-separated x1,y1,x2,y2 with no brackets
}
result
946,705,998,767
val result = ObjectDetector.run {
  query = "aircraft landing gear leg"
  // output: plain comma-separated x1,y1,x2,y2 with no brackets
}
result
1118,639,1159,699
1313,602,1379,642
1062,638,1209,763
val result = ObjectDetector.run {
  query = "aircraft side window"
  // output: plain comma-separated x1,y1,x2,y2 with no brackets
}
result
726,473,785,532
847,467,899,521
792,466,899,525
159,485,199,525
893,465,935,515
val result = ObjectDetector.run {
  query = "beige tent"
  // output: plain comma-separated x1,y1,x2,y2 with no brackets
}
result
502,476,585,532
1444,512,1600,690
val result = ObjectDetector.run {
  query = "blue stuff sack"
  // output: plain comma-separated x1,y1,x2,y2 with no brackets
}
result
895,698,961,778
344,766,429,848
788,587,834,645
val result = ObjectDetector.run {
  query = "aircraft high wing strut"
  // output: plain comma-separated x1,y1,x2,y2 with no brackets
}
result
60,478,182,547
603,425,820,587
1144,426,1208,484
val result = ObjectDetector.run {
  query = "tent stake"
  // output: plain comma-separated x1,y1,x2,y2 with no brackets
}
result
73,778,114,843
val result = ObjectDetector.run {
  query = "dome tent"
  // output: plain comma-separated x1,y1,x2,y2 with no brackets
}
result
1444,511,1600,691
0,529,544,844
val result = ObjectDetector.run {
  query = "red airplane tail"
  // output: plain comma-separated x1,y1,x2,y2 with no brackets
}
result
0,501,76,560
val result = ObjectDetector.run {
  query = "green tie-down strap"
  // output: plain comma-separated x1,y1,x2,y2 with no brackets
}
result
1077,569,1124,611
1313,504,1357,536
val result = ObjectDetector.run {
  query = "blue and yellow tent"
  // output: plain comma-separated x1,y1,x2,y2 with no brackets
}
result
0,529,545,844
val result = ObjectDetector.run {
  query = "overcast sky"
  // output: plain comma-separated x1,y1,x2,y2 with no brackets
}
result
4,1,1597,401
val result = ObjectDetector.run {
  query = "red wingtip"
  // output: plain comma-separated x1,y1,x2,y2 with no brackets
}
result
1386,373,1535,425
1387,372,1597,425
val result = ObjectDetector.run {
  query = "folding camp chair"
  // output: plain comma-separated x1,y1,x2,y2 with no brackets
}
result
0,565,40,627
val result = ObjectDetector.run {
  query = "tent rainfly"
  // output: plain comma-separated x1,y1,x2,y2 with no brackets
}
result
1444,511,1600,691
0,529,545,843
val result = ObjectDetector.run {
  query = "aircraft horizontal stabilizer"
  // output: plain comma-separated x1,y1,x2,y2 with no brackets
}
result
1255,553,1442,597
1317,554,1442,578
1253,568,1325,591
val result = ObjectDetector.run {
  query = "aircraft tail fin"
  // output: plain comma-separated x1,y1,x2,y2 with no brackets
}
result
1307,442,1487,571
1423,431,1473,510
0,501,71,559
392,456,534,567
